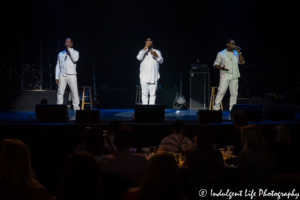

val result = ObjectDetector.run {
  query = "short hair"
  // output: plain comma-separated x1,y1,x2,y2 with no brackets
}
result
58,151,102,199
114,125,132,150
196,124,217,150
85,127,105,156
171,120,185,132
107,120,122,133
226,38,235,44
259,124,277,143
41,99,48,104
65,37,74,44
232,110,248,126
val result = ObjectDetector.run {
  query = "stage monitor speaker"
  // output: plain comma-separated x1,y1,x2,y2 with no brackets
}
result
35,104,68,122
190,71,210,109
197,110,222,123
264,104,296,120
134,104,165,122
76,110,100,123
231,104,263,122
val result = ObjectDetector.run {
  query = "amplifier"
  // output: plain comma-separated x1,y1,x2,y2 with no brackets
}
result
190,72,210,109
191,63,209,72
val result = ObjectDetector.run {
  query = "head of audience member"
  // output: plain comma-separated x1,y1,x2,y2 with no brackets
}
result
241,125,268,150
86,127,105,156
259,124,277,145
196,124,217,150
107,120,122,135
40,99,48,104
232,110,248,131
133,152,186,200
275,125,292,148
0,139,36,199
171,120,185,135
57,151,102,200
113,125,132,151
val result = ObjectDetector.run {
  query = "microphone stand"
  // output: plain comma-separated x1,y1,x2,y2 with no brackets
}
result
93,62,96,109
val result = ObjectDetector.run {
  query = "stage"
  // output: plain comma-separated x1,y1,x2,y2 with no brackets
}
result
1,108,300,124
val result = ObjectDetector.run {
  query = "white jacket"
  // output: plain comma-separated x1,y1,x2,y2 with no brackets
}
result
55,48,79,79
137,48,163,83
213,49,244,79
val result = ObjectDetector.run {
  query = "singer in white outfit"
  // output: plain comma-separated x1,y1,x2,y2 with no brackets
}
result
213,39,245,111
55,38,80,111
137,38,163,105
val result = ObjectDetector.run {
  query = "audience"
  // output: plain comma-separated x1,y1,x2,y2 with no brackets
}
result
160,120,193,152
85,127,106,162
99,125,147,186
104,120,122,155
73,127,91,153
260,124,290,173
1,120,297,199
227,110,248,156
0,139,48,200
275,125,291,149
238,125,276,189
122,152,188,200
52,151,102,200
41,99,48,104
185,125,224,197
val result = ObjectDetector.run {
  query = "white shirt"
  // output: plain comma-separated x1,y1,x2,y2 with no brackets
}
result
137,48,163,83
55,48,79,79
105,135,117,152
213,49,245,79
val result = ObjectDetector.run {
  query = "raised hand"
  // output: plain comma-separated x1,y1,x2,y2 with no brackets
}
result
143,44,150,51
150,50,158,58
234,46,241,53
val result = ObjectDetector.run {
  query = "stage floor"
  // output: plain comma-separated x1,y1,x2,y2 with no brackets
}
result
1,108,300,125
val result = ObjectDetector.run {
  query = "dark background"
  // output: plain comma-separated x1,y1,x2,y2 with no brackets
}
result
1,0,299,103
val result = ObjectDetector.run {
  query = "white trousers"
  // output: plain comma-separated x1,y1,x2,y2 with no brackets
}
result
57,74,80,110
140,81,158,105
214,74,238,111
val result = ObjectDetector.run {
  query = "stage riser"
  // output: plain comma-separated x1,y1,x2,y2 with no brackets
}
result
1,89,178,109
1,91,68,109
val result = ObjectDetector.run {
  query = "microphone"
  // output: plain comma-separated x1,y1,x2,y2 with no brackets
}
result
235,46,242,50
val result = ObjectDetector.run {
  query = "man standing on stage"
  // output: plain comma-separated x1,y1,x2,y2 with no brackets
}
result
137,38,163,105
55,37,80,111
213,39,245,111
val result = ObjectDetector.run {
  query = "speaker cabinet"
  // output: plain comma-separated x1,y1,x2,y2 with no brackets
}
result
35,104,68,122
134,104,165,122
190,72,210,109
197,110,222,123
264,104,296,120
231,104,263,122
76,110,100,123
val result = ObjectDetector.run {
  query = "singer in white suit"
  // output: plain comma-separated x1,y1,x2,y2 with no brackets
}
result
137,38,163,105
213,39,245,111
55,38,80,111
